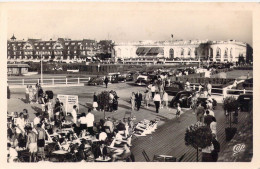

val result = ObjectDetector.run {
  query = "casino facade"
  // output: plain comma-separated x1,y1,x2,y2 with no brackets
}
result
112,40,252,63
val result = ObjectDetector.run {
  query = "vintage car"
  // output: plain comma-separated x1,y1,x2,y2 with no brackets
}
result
88,77,104,86
135,77,149,86
170,91,217,109
170,91,194,108
164,82,185,96
237,93,253,112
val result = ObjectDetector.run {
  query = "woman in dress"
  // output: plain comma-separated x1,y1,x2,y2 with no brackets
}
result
144,90,150,108
28,85,34,104
25,85,29,104
93,92,98,111
130,92,136,111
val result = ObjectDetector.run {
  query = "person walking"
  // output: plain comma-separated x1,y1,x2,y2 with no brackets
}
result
176,103,182,122
153,92,161,113
104,76,109,88
130,92,136,111
196,102,205,122
144,90,150,108
204,110,214,127
210,117,217,136
211,134,220,162
135,91,142,111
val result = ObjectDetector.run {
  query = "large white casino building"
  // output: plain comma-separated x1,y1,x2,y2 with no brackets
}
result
112,39,249,63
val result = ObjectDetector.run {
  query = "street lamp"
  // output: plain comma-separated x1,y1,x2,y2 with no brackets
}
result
41,51,43,85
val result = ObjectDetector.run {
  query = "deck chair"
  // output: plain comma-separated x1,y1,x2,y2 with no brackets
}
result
165,156,177,162
153,155,165,162
142,150,150,162
178,153,186,162
124,111,132,119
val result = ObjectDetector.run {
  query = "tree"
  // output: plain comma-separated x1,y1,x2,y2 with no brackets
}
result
223,96,239,141
223,96,239,128
185,122,213,162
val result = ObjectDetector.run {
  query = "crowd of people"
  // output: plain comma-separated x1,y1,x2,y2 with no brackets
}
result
7,84,137,162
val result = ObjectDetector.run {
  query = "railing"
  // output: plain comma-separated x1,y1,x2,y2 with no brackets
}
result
7,77,91,86
190,83,253,98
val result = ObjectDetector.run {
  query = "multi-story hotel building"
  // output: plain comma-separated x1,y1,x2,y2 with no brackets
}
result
112,39,252,63
7,35,113,63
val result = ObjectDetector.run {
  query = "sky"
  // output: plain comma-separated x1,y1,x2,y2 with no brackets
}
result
7,3,252,45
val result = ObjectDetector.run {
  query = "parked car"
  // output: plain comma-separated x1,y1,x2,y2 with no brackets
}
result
164,82,185,96
135,78,149,86
117,75,127,82
237,93,253,112
170,91,217,109
170,91,194,108
125,73,134,81
88,77,104,86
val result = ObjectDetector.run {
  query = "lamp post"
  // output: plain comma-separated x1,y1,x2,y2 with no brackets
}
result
41,51,43,85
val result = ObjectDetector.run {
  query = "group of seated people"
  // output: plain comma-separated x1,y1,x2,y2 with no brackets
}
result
7,107,136,162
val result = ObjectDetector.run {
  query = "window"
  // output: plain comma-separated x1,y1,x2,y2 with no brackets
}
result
188,49,191,56
216,48,221,57
230,48,233,58
169,48,174,59
224,48,228,57
181,48,184,56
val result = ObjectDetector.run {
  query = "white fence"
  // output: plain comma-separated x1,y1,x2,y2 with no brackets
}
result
8,77,91,86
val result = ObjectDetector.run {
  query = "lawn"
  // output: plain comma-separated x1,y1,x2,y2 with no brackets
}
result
211,70,253,79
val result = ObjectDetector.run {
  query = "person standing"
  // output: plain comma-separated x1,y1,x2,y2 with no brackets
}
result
26,127,38,162
211,134,220,162
25,85,29,104
144,90,150,108
109,91,114,112
207,81,212,96
210,117,217,136
86,109,95,136
153,92,161,113
162,91,169,109
78,113,87,132
7,84,11,99
198,83,203,93
93,92,98,111
151,84,156,98
71,105,78,124
135,91,142,111
104,76,109,88
33,112,41,127
36,123,46,160
29,85,34,104
130,92,136,111
38,86,43,104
